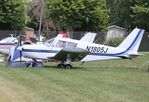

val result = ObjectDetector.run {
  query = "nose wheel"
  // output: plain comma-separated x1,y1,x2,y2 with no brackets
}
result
64,64,72,69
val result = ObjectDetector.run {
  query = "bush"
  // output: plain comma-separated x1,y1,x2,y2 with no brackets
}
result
104,37,125,47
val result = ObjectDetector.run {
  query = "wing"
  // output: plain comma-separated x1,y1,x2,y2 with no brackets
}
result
80,32,96,43
51,48,89,61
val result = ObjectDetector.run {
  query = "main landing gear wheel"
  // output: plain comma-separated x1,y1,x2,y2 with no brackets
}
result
64,64,72,69
57,64,72,69
57,54,73,69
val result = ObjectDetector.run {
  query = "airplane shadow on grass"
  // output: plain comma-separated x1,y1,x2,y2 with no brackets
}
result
43,65,85,70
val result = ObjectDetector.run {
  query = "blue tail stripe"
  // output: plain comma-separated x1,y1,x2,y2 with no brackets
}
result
89,29,142,56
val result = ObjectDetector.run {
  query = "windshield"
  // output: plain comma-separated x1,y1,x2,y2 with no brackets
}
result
44,38,54,47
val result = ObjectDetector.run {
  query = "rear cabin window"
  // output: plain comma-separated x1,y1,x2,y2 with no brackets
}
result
66,42,77,48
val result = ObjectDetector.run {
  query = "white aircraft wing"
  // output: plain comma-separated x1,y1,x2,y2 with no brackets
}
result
51,48,89,61
80,32,96,43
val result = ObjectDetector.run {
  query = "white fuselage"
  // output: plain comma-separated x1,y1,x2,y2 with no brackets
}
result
21,44,62,59
20,37,123,61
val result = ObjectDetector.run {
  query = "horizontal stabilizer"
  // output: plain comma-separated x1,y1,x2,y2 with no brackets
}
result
128,53,143,57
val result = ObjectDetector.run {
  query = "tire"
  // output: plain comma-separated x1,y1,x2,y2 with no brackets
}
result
32,62,37,67
64,64,72,69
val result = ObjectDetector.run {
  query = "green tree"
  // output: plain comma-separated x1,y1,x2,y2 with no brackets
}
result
107,0,133,30
0,0,27,30
27,0,41,30
131,0,149,31
46,0,108,32
26,15,39,30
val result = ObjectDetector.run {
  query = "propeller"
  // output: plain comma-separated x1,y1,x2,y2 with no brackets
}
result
18,34,22,62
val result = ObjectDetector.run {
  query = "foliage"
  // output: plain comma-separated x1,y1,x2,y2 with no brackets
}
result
0,0,27,30
107,0,133,30
131,0,149,31
26,0,58,31
26,15,39,30
45,0,108,32
107,0,149,31
104,36,125,47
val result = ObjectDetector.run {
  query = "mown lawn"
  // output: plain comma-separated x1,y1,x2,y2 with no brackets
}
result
0,52,149,102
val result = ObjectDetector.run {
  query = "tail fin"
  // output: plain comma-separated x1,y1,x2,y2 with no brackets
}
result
118,28,145,54
80,32,96,43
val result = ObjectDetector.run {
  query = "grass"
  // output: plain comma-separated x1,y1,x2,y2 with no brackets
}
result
0,52,149,102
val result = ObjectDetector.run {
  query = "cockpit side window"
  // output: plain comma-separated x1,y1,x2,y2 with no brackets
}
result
55,40,66,48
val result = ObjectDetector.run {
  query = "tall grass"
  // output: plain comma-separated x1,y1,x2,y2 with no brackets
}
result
0,52,149,102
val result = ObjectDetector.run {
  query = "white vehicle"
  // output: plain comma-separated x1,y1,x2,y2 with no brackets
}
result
17,28,145,68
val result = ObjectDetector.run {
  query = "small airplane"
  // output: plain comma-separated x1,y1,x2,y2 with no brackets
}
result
17,28,145,69
0,36,18,54
0,35,38,55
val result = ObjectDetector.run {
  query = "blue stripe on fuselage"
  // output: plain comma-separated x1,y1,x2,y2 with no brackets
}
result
22,49,59,53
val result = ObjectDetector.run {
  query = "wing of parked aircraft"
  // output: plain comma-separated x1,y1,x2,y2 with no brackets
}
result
52,47,89,61
80,32,96,43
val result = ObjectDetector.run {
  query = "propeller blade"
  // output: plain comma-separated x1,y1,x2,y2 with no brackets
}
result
19,34,22,62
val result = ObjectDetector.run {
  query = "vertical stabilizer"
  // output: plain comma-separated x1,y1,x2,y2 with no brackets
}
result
118,28,145,54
